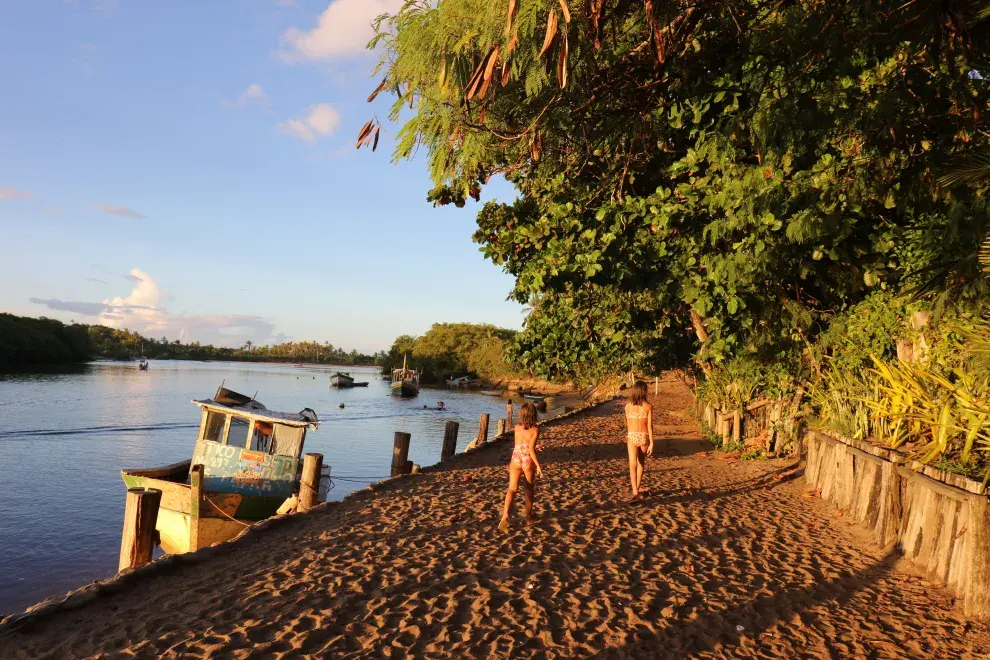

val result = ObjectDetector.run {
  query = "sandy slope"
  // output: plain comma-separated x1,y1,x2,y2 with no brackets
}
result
2,375,988,658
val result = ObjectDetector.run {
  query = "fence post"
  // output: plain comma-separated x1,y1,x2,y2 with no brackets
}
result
506,402,513,428
654,376,659,396
732,409,742,444
118,487,162,572
391,432,411,477
300,453,323,511
496,419,506,437
441,420,459,461
477,413,490,445
189,464,204,550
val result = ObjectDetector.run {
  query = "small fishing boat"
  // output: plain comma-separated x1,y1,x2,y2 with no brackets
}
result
330,372,354,388
522,393,546,402
120,385,319,554
480,390,504,396
391,355,420,397
446,375,471,387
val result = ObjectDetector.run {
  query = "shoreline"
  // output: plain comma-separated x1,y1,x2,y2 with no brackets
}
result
3,375,987,657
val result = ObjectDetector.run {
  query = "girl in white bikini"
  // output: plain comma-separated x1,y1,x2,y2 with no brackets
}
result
498,402,543,531
624,380,654,498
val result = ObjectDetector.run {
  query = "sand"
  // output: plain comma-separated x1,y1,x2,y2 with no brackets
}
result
2,375,989,658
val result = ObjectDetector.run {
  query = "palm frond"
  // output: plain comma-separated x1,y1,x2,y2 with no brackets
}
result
938,149,990,189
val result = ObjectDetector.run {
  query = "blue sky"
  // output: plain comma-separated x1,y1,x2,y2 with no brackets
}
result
0,0,522,352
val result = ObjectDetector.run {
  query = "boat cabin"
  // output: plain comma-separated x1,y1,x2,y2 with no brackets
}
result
190,399,319,500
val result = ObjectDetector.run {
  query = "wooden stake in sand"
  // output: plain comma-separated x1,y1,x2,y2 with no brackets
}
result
655,376,659,396
506,402,513,428
118,487,162,572
496,419,506,437
477,413,490,446
300,453,323,511
441,420,459,462
189,464,204,550
391,432,411,477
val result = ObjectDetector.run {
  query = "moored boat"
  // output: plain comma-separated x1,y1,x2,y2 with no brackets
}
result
446,375,471,387
330,371,355,388
391,354,420,397
480,390,504,396
120,385,319,554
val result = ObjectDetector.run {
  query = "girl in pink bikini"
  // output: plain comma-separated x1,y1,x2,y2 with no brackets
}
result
498,402,543,531
625,380,654,498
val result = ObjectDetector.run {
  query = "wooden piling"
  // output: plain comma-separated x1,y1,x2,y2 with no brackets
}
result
965,494,990,619
441,420,459,462
391,432,411,477
300,453,323,511
118,487,162,572
496,419,506,437
477,413,490,446
189,464,204,551
506,402,513,428
654,376,659,396
732,409,742,444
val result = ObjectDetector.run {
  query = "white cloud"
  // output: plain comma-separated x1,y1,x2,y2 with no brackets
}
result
0,187,34,201
30,268,285,347
276,103,341,143
237,83,268,106
94,202,145,219
279,0,403,61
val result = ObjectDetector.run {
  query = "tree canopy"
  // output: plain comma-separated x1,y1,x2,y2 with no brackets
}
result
369,0,990,379
379,322,520,381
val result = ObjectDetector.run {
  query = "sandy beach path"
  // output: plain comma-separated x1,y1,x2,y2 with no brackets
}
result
3,375,989,658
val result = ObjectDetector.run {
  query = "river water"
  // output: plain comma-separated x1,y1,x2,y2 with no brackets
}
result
0,360,519,614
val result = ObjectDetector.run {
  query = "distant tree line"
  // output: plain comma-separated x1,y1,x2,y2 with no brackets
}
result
0,313,378,367
0,314,93,366
379,322,522,383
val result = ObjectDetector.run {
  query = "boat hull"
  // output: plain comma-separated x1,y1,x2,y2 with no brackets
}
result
121,461,287,554
390,380,419,397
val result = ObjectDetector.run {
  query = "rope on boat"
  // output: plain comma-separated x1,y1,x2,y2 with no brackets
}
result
204,496,252,527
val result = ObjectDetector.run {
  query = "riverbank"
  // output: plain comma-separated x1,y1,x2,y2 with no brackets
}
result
2,375,987,657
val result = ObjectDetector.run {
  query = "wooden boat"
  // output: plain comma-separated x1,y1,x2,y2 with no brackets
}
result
480,390,504,396
120,385,319,555
391,354,420,397
522,393,546,402
446,375,471,387
330,372,354,388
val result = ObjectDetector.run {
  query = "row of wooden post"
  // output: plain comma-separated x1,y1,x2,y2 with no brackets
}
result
391,401,516,475
704,404,742,445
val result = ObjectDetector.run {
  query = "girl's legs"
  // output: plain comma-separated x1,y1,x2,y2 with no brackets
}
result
500,463,522,530
522,464,536,522
626,441,640,497
635,447,646,494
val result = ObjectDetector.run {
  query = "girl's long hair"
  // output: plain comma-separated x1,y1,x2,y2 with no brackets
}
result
519,402,538,429
630,380,648,406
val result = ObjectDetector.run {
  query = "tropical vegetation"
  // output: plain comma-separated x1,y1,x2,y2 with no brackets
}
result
0,314,377,367
369,2,990,477
379,322,521,382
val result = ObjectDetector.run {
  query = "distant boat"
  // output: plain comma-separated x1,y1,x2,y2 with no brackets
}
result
522,393,545,402
330,372,354,388
480,390,504,396
391,354,420,397
446,375,471,387
121,384,319,554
